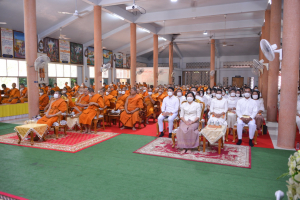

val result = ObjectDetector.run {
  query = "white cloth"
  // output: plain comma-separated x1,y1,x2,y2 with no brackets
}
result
196,96,207,110
177,96,186,105
180,101,201,122
237,118,256,139
204,94,212,106
158,113,178,133
227,97,238,109
161,95,179,114
253,98,265,112
236,98,258,119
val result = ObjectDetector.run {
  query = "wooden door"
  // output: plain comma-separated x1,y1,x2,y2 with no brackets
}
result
232,77,244,88
178,76,181,85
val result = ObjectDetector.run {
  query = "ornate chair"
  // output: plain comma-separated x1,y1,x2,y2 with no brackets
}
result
137,102,147,128
51,114,67,139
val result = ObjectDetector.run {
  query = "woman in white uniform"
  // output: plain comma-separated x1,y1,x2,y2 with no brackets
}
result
208,89,228,126
227,88,239,130
252,90,265,130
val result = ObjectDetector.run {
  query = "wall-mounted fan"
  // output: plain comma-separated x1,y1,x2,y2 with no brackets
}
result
101,63,111,72
58,0,89,17
253,59,269,74
171,72,174,77
210,70,215,77
158,69,164,76
59,27,70,40
260,39,282,61
136,68,144,75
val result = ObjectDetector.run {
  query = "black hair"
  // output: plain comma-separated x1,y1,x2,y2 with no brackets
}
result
251,90,260,99
20,84,25,86
88,87,94,93
2,84,6,88
50,90,55,95
230,88,236,93
168,87,174,92
186,91,195,101
244,86,252,93
216,89,222,93
236,89,242,97
177,88,182,92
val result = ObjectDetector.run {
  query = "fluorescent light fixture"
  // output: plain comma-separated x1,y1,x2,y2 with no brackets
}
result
141,28,150,33
203,31,208,35
171,0,177,2
159,37,167,41
268,0,272,4
113,13,124,20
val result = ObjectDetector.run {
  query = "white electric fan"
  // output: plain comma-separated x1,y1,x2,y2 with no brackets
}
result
275,190,284,200
136,68,144,75
252,59,267,76
101,63,111,72
260,39,283,70
58,0,89,17
210,70,215,77
158,69,164,76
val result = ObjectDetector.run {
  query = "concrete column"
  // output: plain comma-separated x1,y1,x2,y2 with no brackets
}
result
262,10,270,110
277,0,300,148
210,39,215,87
267,1,281,122
169,42,173,84
130,23,136,87
94,6,102,91
24,0,38,118
153,34,158,87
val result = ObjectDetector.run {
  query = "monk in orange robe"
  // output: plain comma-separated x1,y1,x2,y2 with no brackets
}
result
104,88,116,107
37,91,67,128
144,88,158,123
62,87,72,98
0,84,10,103
52,83,60,92
116,88,129,110
120,87,144,130
65,82,72,93
109,86,118,97
2,83,20,104
39,89,49,111
79,88,105,134
19,84,28,103
71,82,79,97
73,88,90,114
157,88,166,107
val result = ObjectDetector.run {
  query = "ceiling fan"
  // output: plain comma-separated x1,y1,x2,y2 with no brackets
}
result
59,27,70,40
0,22,7,25
222,15,234,47
58,0,89,17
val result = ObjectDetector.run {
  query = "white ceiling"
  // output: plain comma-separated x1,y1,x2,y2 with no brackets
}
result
0,0,271,60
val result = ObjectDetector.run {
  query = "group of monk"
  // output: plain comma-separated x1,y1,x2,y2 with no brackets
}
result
0,83,28,104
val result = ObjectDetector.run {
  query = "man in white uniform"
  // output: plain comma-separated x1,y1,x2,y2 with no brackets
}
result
158,87,179,138
236,87,258,147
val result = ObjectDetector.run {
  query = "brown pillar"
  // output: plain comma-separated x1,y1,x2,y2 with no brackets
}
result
277,0,300,149
169,42,173,85
262,10,270,111
210,39,215,87
267,1,281,122
94,6,102,92
24,0,38,118
153,34,158,87
130,23,136,87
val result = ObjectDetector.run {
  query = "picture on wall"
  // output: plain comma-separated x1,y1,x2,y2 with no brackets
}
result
59,39,70,63
13,31,25,59
37,52,49,85
114,53,123,68
125,54,130,69
1,28,14,58
87,46,94,66
70,42,83,64
103,49,113,65
43,37,59,62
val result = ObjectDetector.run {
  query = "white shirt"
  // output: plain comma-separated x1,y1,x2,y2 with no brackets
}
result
204,94,212,106
161,95,179,114
227,97,238,109
196,95,207,110
180,101,201,121
177,95,186,105
236,98,258,119
253,98,265,111
210,98,228,114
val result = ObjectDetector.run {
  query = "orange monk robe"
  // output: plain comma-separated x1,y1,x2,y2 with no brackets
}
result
39,94,49,111
144,93,158,117
116,94,129,110
203,86,208,92
120,85,125,89
70,85,79,96
66,92,72,98
110,90,118,97
65,86,72,93
105,85,109,90
128,85,131,90
37,98,67,128
120,95,144,128
125,90,130,95
104,95,115,107
113,84,117,90
158,93,166,107
182,90,187,96
0,88,10,103
92,85,95,90
143,83,147,87
52,86,60,92
2,88,20,104
20,87,28,103
40,87,47,94
79,94,105,125
142,91,149,98
73,94,90,114
163,89,167,96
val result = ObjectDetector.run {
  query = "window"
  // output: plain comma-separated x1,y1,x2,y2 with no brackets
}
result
48,63,78,88
116,69,130,79
89,67,108,84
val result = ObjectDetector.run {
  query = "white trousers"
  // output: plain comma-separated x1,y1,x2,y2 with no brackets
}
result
237,118,256,140
158,113,178,133
296,116,300,130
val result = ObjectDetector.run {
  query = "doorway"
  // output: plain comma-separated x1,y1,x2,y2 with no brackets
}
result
178,76,181,85
232,77,244,88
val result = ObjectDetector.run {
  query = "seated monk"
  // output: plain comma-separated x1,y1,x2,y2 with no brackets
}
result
136,88,143,98
73,88,90,114
0,84,10,103
109,86,118,97
116,87,129,110
71,82,79,97
39,89,49,111
43,90,56,112
65,82,72,93
79,88,105,134
37,91,67,128
62,87,72,98
52,83,60,92
144,88,158,124
2,83,20,104
19,84,28,103
120,87,144,131
157,88,166,107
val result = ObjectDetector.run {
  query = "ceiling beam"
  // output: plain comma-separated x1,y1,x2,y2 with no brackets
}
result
137,42,168,57
134,1,267,23
158,19,263,35
113,34,152,52
174,33,260,42
173,43,183,59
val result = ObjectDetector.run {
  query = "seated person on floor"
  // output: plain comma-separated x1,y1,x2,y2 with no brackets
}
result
109,85,117,97
158,87,179,138
73,88,89,113
226,88,238,132
71,82,79,97
236,87,257,147
252,90,265,131
64,82,72,93
176,88,186,104
177,92,202,154
79,88,104,134
37,91,67,128
120,87,144,131
207,89,228,126
2,83,20,104
39,89,49,111
19,84,28,103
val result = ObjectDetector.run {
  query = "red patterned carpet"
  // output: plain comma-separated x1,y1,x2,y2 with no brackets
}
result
134,137,251,168
0,131,119,153
0,191,28,200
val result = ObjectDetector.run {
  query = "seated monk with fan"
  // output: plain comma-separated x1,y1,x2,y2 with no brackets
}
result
120,87,144,131
19,84,28,103
2,83,20,104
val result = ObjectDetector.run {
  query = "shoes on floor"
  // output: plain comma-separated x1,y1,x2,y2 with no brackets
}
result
168,133,172,138
159,132,164,137
236,139,242,145
249,139,254,147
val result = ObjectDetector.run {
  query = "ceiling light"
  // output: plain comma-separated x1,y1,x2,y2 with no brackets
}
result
159,37,167,41
203,31,208,35
268,0,272,4
113,13,124,20
171,0,177,2
141,28,150,33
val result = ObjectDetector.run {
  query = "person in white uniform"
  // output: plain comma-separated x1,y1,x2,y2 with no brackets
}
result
236,87,258,147
227,88,239,130
252,90,265,130
158,87,179,138
196,90,207,111
204,88,212,109
176,88,186,105
208,89,228,126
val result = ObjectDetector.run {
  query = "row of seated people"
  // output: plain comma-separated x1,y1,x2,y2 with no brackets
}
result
0,83,28,104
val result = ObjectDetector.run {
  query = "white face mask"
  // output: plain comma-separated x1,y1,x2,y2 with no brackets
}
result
207,91,210,94
79,92,83,95
192,91,196,95
122,91,126,94
216,94,222,99
231,93,235,97
168,92,173,96
244,93,250,98
54,94,59,99
148,92,152,95
39,93,43,96
62,91,66,93
187,97,193,102
212,93,216,97
89,94,92,97
81,84,83,87
106,92,109,95
236,94,240,97
118,91,122,94
222,92,225,95
252,95,258,99
177,92,182,97
143,90,146,92
200,93,203,97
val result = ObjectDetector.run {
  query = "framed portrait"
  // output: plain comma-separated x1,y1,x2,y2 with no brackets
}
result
43,37,59,62
87,46,94,66
70,42,83,64
13,31,25,59
103,49,113,65
59,39,70,63
1,27,14,58
114,52,123,68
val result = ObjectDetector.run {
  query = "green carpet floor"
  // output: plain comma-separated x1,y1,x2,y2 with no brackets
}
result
0,122,293,200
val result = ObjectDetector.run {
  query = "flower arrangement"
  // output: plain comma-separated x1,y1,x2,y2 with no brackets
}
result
279,150,300,199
